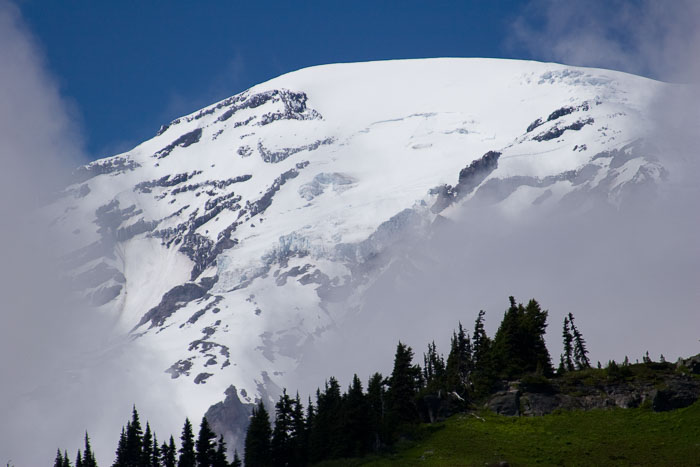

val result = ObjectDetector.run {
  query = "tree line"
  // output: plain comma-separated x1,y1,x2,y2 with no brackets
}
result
54,296,590,466
242,296,591,466
54,407,242,467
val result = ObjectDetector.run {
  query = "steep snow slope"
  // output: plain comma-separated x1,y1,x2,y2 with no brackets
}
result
51,58,672,452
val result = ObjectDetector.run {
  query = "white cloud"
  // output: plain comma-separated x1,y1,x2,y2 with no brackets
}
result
508,0,700,83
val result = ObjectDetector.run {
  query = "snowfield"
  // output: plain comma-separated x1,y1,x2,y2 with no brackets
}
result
49,58,680,455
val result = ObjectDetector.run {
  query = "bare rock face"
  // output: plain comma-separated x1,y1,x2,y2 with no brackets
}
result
486,390,521,416
204,386,254,456
487,372,700,417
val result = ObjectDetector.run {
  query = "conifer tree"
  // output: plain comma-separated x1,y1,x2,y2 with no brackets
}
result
82,432,97,467
342,374,372,457
523,299,553,375
562,316,575,371
366,372,386,451
142,423,153,467
568,312,590,369
386,341,421,432
152,434,161,467
425,340,446,392
63,450,72,467
244,400,272,467
195,417,217,467
75,450,82,467
291,392,307,465
492,296,526,379
212,435,229,467
54,449,64,467
125,407,144,465
309,377,343,461
162,436,177,467
445,323,472,394
178,418,196,467
303,396,315,459
472,310,489,367
113,427,127,467
271,389,295,465
231,450,242,467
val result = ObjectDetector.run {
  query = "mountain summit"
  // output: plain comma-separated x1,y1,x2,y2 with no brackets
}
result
52,58,672,452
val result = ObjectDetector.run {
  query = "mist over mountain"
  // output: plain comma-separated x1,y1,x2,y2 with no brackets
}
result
2,57,699,464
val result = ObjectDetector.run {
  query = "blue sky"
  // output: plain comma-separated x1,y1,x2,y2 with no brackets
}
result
11,0,700,161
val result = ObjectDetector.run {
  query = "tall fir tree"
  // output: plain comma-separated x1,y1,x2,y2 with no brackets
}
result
522,299,553,376
386,341,422,433
178,418,196,467
244,400,272,467
291,392,307,465
366,372,386,451
125,407,144,466
75,450,82,467
195,417,217,467
212,435,229,467
63,450,72,467
562,316,575,371
445,323,472,395
271,389,295,465
424,340,446,392
309,377,343,461
568,312,590,369
113,427,127,467
82,432,97,467
162,436,177,467
342,374,372,458
492,297,552,378
54,449,65,467
231,450,242,467
141,423,153,467
152,434,161,467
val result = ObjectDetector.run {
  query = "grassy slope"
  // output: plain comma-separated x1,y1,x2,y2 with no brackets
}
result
339,401,700,466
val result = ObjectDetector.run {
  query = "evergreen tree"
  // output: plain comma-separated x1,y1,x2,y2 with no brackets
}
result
425,340,447,392
82,432,97,467
125,407,144,466
195,417,217,467
302,397,315,460
178,418,196,467
557,354,566,375
492,296,526,379
113,428,126,467
309,377,343,461
523,299,553,375
290,392,307,465
63,450,72,467
472,310,489,367
568,312,590,369
342,374,372,457
244,400,272,467
445,323,472,395
152,434,161,467
271,389,295,465
142,424,153,467
471,310,495,396
492,297,552,379
231,450,242,467
212,435,229,467
366,372,386,451
54,449,64,467
162,436,177,467
562,316,575,371
75,450,82,467
386,341,422,433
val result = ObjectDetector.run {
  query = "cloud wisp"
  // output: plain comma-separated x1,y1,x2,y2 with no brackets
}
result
508,0,700,84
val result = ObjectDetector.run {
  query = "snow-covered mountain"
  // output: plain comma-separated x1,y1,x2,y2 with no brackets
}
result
51,58,672,451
